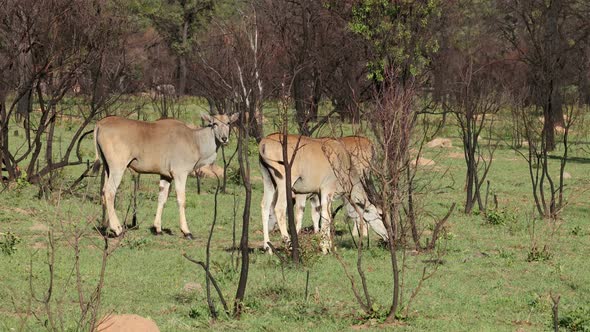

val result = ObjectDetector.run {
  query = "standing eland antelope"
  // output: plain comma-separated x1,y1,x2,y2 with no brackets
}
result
92,113,238,239
268,136,377,237
259,133,388,254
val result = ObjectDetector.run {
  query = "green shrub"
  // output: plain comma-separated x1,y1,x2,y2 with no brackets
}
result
526,244,552,262
559,306,590,331
485,209,514,225
15,171,29,190
298,233,321,268
0,232,20,256
122,236,150,250
571,225,583,236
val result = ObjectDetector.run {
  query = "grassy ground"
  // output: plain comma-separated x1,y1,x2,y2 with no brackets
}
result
1,98,589,331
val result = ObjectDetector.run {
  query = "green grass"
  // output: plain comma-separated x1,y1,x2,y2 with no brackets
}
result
1,98,589,331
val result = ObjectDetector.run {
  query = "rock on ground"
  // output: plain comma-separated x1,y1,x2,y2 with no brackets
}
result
183,282,203,293
426,138,452,148
96,314,159,332
194,164,224,178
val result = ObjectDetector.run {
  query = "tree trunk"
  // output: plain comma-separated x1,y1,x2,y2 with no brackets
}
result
16,89,32,122
0,96,14,180
246,100,263,142
282,134,300,263
45,113,56,185
234,110,251,318
16,42,32,122
293,73,309,135
465,155,475,214
207,97,215,114
308,68,321,122
178,56,187,97
543,0,562,148
579,71,590,106
26,109,50,181
406,165,421,250
462,116,476,214
333,94,359,123
177,19,189,96
550,87,564,127
543,103,556,152
385,194,400,322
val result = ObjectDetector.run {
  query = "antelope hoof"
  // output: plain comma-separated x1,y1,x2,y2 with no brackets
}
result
263,241,273,254
106,230,120,239
112,225,123,237
283,237,292,251
184,233,194,240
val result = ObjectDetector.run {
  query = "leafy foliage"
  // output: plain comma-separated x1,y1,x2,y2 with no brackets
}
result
128,0,214,55
349,0,441,81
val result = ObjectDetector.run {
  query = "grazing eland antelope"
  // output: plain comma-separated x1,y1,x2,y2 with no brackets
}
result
93,113,238,238
259,133,388,254
268,136,376,237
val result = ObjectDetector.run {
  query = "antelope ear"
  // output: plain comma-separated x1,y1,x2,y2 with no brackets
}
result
229,112,239,124
200,112,213,123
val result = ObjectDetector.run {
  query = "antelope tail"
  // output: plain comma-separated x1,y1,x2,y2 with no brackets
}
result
92,126,101,174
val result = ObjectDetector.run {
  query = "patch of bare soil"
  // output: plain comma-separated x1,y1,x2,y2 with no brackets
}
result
182,282,203,293
351,319,408,330
29,223,49,233
411,157,436,167
96,314,159,332
249,240,266,249
1,206,36,216
448,152,464,159
32,242,47,249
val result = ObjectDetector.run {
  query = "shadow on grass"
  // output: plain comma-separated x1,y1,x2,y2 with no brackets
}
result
149,226,174,236
223,245,257,253
548,155,590,164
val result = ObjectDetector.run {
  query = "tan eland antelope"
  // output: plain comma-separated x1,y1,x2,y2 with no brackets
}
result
268,136,377,237
92,113,238,239
259,133,388,254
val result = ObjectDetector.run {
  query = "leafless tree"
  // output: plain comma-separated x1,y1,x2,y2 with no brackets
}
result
497,0,590,150
258,0,371,133
444,64,503,214
510,87,581,218
191,2,266,141
369,74,416,320
0,0,130,187
183,177,230,319
132,0,214,96
184,1,263,317
11,184,122,331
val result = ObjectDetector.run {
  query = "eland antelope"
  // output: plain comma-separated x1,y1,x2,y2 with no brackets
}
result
268,136,376,237
259,133,388,254
92,113,238,238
